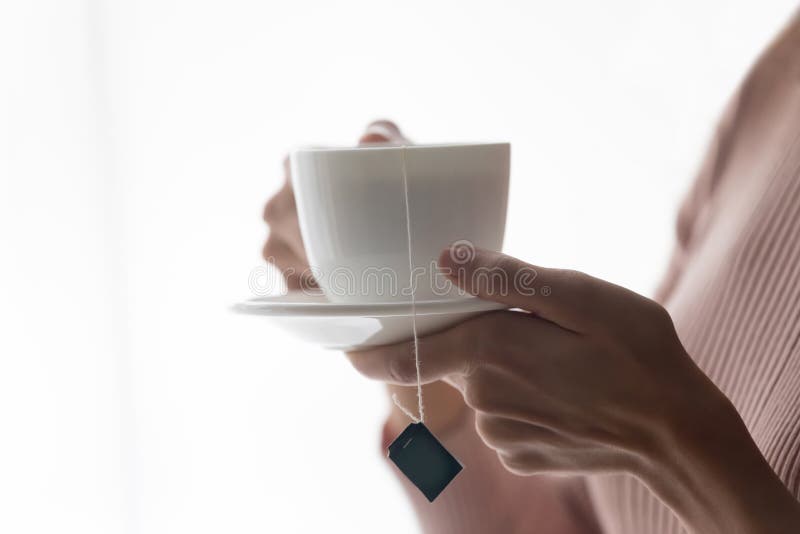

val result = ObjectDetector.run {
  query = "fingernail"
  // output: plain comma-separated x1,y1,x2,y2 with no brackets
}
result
363,123,395,140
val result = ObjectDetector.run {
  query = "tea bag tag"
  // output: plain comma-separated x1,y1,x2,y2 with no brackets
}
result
387,422,463,502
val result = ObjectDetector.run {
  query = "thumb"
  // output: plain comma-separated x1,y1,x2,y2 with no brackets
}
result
438,244,626,334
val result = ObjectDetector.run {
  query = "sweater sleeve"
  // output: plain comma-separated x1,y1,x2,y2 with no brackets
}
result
381,409,601,534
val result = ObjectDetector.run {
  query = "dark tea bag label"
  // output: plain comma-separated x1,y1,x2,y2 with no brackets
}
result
387,422,463,502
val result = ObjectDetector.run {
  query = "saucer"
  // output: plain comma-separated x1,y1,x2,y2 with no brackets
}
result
233,291,506,351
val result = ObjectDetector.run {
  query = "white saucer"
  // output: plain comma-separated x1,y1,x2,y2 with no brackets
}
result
233,291,506,351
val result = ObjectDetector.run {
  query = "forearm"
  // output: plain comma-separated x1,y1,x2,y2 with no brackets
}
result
384,382,600,534
641,385,800,534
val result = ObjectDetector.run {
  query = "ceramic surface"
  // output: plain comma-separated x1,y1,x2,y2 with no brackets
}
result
233,291,506,350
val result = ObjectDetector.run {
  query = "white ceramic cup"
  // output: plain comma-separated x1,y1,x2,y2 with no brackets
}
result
290,143,510,303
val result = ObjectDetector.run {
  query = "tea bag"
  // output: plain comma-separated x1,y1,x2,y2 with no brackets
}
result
388,422,463,502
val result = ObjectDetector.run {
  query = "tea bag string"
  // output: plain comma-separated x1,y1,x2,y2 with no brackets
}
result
391,145,425,424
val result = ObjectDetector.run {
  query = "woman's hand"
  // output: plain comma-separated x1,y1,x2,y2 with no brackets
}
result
350,245,711,474
348,246,800,534
261,120,406,289
261,121,469,434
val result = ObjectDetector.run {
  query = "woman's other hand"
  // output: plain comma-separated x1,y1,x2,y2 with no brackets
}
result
261,120,407,289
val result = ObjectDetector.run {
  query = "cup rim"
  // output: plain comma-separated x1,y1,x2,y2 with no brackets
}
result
292,141,509,155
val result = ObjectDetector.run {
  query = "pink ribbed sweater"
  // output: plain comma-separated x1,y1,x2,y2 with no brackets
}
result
384,13,800,534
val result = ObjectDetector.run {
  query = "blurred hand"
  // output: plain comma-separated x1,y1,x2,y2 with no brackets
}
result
261,121,468,436
262,120,407,289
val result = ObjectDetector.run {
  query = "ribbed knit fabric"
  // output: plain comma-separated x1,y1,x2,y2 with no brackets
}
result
590,15,800,533
385,12,800,534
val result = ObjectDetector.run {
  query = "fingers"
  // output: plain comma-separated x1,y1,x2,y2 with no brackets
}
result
262,169,293,225
347,319,475,385
348,309,573,389
475,414,573,475
460,361,565,428
475,413,561,451
263,177,307,261
439,245,644,334
262,119,407,292
359,120,408,145
262,156,314,289
262,236,316,290
476,414,620,475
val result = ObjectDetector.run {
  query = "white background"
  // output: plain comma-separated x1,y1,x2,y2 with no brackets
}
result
1,1,797,533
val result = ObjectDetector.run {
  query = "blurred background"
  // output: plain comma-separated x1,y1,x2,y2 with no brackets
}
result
1,1,797,532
